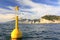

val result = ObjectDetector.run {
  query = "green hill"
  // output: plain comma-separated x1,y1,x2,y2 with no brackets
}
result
41,15,60,21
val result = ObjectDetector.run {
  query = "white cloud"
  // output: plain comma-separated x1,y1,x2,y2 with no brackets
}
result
58,0,60,4
0,8,15,14
0,6,23,22
0,8,15,22
0,14,15,22
16,0,60,19
0,0,60,22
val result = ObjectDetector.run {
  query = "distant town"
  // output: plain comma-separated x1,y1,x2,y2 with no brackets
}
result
19,18,40,24
16,15,60,24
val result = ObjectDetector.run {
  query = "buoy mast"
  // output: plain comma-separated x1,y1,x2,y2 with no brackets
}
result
15,6,19,29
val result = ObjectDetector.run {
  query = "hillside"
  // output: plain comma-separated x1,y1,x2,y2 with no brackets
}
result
40,15,60,23
41,15,60,21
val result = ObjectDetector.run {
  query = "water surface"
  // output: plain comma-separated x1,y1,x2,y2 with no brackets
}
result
1,23,60,40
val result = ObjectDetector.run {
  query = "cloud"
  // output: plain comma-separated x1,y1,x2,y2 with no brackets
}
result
32,0,59,6
0,0,60,22
17,0,60,18
0,7,16,22
0,14,15,22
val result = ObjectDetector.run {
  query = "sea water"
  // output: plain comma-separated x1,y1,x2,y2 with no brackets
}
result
1,22,60,40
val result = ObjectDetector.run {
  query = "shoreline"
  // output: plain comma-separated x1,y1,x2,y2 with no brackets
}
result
19,23,60,24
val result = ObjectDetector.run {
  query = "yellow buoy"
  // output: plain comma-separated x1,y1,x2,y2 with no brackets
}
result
11,6,22,39
15,6,19,11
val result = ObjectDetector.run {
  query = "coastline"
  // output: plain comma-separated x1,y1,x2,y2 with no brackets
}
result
18,18,60,24
19,22,60,24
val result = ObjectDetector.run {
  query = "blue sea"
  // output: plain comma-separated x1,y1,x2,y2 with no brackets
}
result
1,22,60,40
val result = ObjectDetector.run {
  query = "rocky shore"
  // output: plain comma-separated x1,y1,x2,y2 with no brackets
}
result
40,15,60,24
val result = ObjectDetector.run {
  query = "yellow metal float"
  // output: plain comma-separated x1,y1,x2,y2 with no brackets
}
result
11,6,22,39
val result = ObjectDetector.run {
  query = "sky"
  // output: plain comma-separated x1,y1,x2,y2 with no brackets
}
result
0,0,60,22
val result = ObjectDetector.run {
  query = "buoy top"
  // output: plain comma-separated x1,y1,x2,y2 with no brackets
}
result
15,6,19,11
